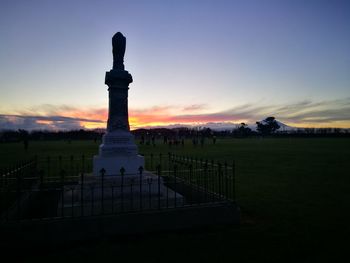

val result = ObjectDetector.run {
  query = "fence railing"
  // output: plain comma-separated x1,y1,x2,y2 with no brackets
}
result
0,157,37,187
0,158,38,218
0,153,236,222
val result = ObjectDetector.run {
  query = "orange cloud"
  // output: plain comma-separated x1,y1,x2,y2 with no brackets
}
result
2,98,350,130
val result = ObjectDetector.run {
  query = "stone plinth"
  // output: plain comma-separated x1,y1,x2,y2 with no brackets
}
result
93,130,144,175
58,172,184,216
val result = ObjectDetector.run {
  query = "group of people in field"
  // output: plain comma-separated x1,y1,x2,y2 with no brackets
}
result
139,135,217,147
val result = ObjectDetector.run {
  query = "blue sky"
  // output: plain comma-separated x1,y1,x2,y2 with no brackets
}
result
0,0,349,130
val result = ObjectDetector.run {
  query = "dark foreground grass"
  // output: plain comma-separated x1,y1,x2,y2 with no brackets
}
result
1,138,349,262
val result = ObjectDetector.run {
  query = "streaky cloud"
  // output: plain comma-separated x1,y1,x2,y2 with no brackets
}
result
0,114,104,131
0,114,103,123
1,98,350,130
182,104,208,112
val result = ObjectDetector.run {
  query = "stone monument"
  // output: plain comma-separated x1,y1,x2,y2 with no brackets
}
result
58,32,183,217
93,32,144,176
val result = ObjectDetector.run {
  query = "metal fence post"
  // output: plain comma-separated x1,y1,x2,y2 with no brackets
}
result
47,156,50,180
82,154,85,175
147,178,152,209
218,162,222,199
40,169,44,188
90,186,94,216
0,167,3,190
168,152,171,171
224,162,228,200
139,166,143,210
130,178,134,211
189,163,193,186
81,171,84,217
60,169,65,218
211,160,215,202
189,163,193,202
5,169,9,221
16,168,21,220
111,182,115,214
232,160,236,202
71,186,74,217
199,158,203,187
120,167,125,212
174,164,177,208
58,156,62,180
204,160,208,202
70,155,74,179
157,164,161,210
100,168,105,214
31,155,38,180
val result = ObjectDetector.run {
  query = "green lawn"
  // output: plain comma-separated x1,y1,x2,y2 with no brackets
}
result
1,138,349,262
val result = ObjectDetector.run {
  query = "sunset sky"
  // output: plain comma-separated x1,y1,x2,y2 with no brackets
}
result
1,0,349,130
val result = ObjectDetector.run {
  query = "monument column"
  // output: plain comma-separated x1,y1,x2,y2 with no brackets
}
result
93,32,144,176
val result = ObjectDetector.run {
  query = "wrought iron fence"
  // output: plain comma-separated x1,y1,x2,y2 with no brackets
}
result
0,153,236,222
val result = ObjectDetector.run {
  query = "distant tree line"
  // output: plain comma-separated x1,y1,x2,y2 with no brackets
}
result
1,117,349,143
0,129,103,143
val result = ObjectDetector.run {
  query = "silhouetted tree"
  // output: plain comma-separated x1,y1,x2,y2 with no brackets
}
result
256,117,280,135
237,123,252,136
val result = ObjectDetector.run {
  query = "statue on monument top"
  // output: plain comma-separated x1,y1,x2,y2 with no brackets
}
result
112,32,126,70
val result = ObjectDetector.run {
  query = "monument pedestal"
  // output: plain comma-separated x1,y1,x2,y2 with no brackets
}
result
93,130,144,176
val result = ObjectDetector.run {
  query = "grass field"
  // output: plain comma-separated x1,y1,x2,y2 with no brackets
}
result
1,138,350,262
